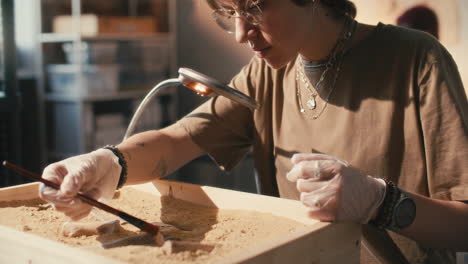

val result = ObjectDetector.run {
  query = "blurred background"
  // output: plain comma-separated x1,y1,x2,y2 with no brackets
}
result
0,0,466,193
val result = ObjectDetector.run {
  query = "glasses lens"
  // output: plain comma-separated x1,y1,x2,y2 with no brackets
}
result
243,12,260,25
212,9,236,33
244,0,262,24
211,1,262,33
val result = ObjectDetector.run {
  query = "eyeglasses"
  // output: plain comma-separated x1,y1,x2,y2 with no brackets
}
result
211,0,263,34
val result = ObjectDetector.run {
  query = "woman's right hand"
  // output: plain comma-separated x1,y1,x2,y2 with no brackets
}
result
39,148,122,220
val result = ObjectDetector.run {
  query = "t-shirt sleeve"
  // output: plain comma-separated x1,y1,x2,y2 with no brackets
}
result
419,44,468,201
176,58,261,171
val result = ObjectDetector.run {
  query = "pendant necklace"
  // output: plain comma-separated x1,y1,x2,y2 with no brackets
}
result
296,58,328,111
296,16,357,118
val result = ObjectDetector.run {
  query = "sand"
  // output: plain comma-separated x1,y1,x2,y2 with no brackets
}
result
0,187,307,264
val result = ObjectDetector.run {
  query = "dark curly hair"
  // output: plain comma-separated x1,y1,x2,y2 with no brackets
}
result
292,0,357,18
206,0,357,19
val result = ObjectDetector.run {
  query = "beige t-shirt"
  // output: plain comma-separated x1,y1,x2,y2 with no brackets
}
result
178,23,468,263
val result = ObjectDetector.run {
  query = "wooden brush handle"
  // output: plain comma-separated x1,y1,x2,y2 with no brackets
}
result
2,160,160,235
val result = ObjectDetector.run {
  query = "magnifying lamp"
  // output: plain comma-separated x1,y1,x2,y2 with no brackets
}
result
124,68,258,139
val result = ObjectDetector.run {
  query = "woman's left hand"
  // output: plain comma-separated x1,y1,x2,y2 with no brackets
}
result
286,153,386,224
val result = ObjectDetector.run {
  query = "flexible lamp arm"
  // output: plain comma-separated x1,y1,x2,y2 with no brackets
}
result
124,68,257,140
124,78,179,140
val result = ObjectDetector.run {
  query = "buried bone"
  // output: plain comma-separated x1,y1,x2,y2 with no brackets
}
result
61,219,120,237
102,234,216,253
101,232,165,248
161,240,217,254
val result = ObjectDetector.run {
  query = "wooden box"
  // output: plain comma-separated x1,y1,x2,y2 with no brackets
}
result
0,181,361,263
53,14,158,36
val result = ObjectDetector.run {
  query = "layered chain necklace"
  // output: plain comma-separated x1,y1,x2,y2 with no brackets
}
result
296,16,357,119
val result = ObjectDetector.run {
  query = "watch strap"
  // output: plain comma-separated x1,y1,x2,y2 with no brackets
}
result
370,180,415,232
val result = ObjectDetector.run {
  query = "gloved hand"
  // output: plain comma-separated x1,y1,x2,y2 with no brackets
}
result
286,153,386,224
39,148,121,220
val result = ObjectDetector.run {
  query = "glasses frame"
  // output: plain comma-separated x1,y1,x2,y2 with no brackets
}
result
211,0,263,34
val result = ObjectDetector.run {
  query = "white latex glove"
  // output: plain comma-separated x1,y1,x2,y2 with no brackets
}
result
39,148,121,220
286,153,386,224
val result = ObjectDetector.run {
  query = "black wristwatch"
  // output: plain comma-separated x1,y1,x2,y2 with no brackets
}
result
390,189,416,232
371,181,416,232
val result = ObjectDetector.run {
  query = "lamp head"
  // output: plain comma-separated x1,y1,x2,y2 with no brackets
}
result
178,68,258,110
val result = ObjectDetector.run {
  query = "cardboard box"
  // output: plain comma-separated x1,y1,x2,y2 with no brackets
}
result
53,14,158,36
0,181,361,263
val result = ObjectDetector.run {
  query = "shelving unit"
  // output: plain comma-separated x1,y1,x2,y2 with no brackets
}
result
33,0,177,162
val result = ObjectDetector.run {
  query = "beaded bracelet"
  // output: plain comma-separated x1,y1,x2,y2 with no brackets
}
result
370,180,400,229
103,145,128,189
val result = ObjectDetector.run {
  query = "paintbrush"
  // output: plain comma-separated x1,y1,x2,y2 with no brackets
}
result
2,160,161,236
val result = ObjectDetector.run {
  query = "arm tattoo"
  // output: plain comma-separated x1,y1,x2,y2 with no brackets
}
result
152,159,168,178
136,142,145,147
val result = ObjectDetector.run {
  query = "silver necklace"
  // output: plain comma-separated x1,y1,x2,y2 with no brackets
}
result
296,17,357,118
297,56,329,111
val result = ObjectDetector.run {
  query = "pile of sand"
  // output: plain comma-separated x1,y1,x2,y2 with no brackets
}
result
0,187,307,264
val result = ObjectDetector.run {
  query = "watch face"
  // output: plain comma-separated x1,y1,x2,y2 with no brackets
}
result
394,198,416,228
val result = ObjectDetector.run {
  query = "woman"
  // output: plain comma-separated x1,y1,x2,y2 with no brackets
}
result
40,0,468,263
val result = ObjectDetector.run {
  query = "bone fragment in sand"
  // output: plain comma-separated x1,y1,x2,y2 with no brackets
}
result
61,219,120,237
